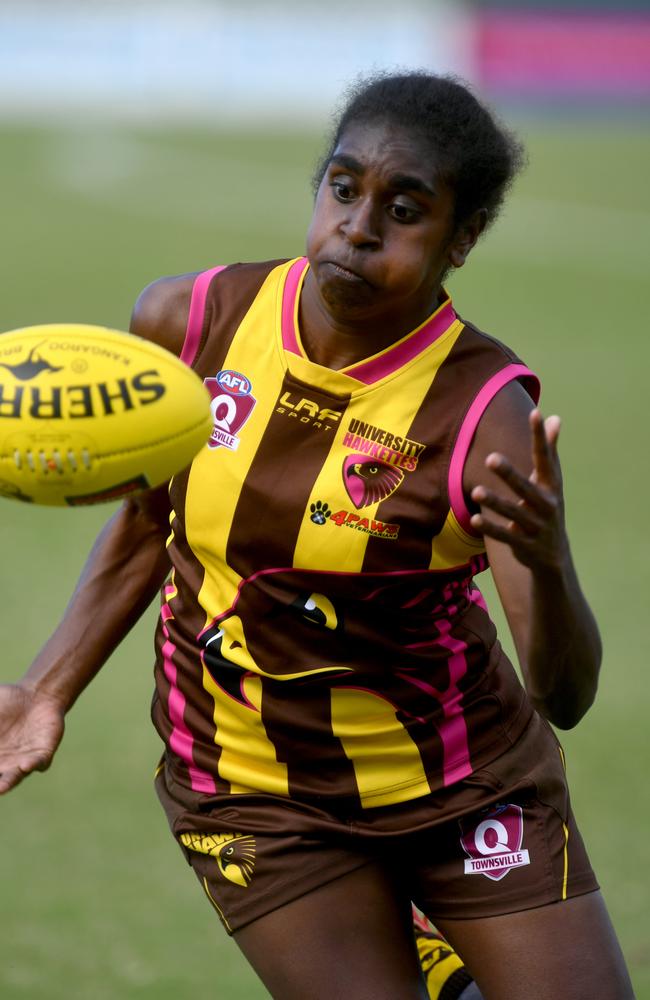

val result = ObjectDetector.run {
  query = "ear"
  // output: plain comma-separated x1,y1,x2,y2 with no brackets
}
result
448,209,488,269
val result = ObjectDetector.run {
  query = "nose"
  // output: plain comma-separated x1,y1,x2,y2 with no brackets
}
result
340,197,381,249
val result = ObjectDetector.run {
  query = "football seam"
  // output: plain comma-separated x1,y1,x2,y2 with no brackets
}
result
93,414,212,460
0,414,211,463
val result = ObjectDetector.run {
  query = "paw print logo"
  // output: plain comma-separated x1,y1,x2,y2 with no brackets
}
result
310,500,331,525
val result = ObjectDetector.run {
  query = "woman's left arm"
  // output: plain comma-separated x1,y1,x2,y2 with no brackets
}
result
463,381,601,729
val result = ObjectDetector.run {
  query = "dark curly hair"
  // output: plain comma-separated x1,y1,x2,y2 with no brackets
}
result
313,71,526,234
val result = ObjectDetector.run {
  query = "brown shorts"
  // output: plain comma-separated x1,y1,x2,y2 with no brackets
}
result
155,712,598,934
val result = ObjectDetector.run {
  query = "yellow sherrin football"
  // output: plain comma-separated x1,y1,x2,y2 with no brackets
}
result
0,324,213,506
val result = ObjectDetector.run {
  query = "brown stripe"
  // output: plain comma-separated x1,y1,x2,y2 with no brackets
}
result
259,679,359,799
361,325,523,573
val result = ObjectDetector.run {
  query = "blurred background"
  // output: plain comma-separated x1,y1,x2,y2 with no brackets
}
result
1,0,648,997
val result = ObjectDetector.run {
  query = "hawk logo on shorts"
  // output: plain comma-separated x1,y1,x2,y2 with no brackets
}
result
179,831,257,888
204,370,256,451
459,803,530,881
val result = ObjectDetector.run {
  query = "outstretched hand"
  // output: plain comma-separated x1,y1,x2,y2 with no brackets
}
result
469,409,569,572
0,684,65,794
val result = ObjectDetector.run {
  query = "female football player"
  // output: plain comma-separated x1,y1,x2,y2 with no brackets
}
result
0,73,634,999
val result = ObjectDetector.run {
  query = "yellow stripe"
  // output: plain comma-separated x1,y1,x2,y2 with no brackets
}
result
202,876,231,933
429,510,485,571
153,761,165,780
186,266,288,621
330,688,430,807
205,667,290,796
561,822,570,900
558,746,569,898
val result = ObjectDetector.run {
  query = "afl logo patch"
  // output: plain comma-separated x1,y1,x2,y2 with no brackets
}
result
204,370,256,451
216,369,252,396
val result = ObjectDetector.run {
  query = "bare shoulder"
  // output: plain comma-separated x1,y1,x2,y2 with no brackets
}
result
129,273,199,356
463,378,536,496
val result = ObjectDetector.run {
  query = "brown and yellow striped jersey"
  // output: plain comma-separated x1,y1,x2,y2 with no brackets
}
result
152,258,540,809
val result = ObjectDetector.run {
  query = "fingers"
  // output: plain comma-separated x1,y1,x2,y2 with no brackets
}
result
531,409,561,486
477,454,558,515
0,752,52,794
469,409,567,570
0,766,28,795
469,512,532,549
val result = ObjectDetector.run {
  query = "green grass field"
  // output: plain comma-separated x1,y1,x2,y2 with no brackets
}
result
0,119,649,998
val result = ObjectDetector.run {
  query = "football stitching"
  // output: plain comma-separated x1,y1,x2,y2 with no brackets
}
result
0,414,211,465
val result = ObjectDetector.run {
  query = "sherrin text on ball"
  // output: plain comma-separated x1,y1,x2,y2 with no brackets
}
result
0,324,213,505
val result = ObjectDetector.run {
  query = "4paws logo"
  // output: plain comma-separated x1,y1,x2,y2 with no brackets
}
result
307,498,398,539
310,500,331,524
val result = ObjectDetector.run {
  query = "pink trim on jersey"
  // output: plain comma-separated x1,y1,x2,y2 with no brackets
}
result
161,586,217,794
279,260,455,382
396,612,472,787
280,257,309,355
400,588,435,610
180,266,227,367
345,300,457,385
432,628,473,785
469,586,489,613
448,363,541,535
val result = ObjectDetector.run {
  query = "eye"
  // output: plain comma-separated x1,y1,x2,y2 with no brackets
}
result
331,180,355,202
388,201,421,224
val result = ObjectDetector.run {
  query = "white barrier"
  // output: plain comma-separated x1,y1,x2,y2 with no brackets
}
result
0,1,474,123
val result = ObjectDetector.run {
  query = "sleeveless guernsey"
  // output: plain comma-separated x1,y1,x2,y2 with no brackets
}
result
152,258,540,809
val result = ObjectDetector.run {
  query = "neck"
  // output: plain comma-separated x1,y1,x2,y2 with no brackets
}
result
298,270,444,371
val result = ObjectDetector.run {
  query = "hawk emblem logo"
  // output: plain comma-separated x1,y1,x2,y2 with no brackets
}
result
179,831,257,888
343,454,404,509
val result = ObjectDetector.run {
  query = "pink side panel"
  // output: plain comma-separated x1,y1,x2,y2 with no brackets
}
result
180,266,227,367
396,614,472,787
469,586,489,614
345,301,456,385
448,364,541,535
435,630,473,786
400,606,472,787
280,257,309,356
161,588,217,794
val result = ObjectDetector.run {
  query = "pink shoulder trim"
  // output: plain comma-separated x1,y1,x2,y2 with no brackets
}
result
448,363,541,535
281,257,309,356
180,266,227,366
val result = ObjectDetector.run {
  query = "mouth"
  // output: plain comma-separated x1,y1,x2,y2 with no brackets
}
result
323,260,369,285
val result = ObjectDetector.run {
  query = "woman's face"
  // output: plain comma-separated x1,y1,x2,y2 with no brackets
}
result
305,120,474,332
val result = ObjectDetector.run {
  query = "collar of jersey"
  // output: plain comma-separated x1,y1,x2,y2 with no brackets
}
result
277,256,459,395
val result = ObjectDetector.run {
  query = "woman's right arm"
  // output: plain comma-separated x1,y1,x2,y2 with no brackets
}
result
0,273,196,794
